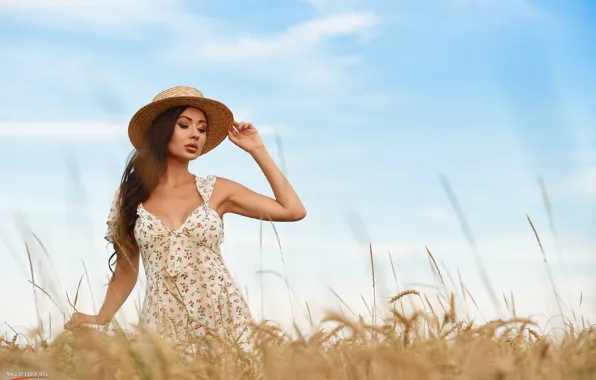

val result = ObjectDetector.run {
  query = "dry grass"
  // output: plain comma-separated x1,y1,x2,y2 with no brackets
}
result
1,288,594,380
1,233,595,380
2,239,595,380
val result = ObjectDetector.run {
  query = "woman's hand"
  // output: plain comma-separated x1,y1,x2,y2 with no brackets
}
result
228,121,265,154
64,312,108,330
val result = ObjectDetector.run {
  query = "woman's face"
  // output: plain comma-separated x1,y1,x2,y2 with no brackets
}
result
167,107,208,161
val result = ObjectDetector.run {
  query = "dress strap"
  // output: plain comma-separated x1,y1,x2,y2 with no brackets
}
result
195,175,217,206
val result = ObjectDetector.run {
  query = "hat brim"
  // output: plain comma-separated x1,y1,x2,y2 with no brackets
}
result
128,96,233,155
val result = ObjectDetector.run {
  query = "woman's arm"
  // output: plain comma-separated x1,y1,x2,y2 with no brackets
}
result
96,252,140,323
64,251,139,329
217,146,306,222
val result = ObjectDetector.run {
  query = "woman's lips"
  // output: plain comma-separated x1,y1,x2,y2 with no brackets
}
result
185,144,198,153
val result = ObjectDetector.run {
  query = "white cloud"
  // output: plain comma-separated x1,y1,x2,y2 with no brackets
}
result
0,122,127,139
0,0,150,7
0,0,188,31
1,5,382,112
1,0,383,113
2,0,378,50
159,11,378,93
304,0,367,14
182,11,377,63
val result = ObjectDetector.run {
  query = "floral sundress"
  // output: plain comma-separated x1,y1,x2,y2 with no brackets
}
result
105,175,254,354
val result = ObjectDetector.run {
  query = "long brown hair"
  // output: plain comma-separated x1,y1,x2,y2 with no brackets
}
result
108,105,189,280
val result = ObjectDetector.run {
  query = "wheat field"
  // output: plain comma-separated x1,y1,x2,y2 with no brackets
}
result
1,291,594,379
1,242,594,380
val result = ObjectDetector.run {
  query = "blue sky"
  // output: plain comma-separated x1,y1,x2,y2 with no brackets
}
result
0,0,594,339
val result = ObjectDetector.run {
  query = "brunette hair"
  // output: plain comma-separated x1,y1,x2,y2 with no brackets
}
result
107,105,189,280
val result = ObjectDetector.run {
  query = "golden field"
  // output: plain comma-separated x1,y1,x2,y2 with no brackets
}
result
1,244,594,380
1,290,594,380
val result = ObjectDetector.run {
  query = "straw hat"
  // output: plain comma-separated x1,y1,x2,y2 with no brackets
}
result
128,86,233,155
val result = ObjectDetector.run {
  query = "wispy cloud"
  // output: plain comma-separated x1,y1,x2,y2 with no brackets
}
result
158,10,379,91
0,0,192,32
1,2,382,111
0,122,126,139
191,12,377,63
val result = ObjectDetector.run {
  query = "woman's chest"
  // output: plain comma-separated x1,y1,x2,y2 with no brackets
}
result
134,205,224,247
141,188,205,232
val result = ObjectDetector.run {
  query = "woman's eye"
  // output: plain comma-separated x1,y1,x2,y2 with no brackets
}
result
199,129,206,133
179,124,189,129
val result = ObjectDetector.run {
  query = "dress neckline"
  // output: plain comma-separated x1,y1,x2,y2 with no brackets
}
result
139,175,205,233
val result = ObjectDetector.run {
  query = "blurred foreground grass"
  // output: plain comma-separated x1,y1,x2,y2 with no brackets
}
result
1,285,594,379
1,227,594,379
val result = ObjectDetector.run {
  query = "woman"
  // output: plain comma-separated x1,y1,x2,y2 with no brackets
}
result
63,86,306,355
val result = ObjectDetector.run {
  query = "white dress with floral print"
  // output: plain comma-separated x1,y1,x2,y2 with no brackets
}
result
105,175,254,353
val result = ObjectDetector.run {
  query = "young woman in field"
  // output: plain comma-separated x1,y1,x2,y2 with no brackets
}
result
63,86,306,355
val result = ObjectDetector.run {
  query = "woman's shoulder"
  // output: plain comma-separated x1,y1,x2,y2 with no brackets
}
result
193,175,238,199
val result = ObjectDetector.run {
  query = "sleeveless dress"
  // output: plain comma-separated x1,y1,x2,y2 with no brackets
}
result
104,175,254,355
